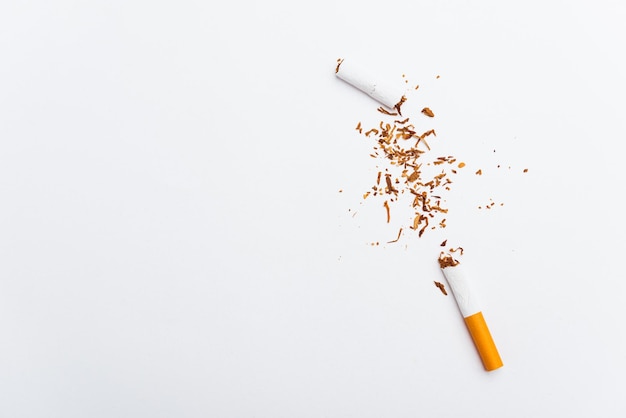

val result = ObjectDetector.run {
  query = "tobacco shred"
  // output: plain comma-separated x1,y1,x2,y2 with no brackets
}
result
387,228,403,243
377,107,398,116
434,281,448,295
449,246,464,255
335,58,344,73
440,239,447,247
421,107,435,117
394,95,407,116
419,129,436,139
383,200,390,223
418,216,429,237
385,174,397,194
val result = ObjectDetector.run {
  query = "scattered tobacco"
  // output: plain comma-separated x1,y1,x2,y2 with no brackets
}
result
339,64,522,246
351,90,464,242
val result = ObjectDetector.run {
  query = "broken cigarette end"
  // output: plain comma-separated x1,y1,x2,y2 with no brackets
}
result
438,252,503,372
335,58,406,110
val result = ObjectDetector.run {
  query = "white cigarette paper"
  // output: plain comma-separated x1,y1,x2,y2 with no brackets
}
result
441,263,482,318
335,58,406,109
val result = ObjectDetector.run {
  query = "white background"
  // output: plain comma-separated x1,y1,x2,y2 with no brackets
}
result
2,1,625,417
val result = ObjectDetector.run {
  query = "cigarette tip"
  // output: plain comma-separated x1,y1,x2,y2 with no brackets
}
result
438,252,459,269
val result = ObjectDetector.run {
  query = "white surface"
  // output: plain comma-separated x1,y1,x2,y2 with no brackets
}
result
441,264,481,318
1,1,626,417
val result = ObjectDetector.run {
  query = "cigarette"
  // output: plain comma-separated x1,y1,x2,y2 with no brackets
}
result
438,253,503,371
335,58,406,110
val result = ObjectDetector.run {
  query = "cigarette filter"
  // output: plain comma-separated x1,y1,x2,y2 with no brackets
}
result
335,58,405,110
439,256,503,371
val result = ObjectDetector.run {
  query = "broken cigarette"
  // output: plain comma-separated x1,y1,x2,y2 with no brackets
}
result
335,58,406,110
438,253,503,371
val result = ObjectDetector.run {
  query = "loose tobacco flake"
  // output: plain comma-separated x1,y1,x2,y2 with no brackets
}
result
434,281,448,295
421,107,435,117
383,200,391,223
388,228,403,243
377,107,398,116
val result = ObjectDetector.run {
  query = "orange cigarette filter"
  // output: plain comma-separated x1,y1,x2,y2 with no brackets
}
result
464,311,503,371
439,254,503,371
